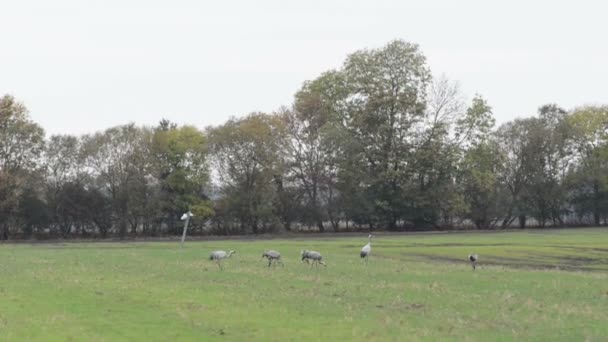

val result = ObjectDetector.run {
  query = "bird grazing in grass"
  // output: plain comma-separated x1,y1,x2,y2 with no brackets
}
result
262,250,283,267
209,250,235,270
301,250,326,267
468,253,478,270
360,234,373,262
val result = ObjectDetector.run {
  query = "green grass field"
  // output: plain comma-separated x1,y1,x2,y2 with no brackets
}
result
2,228,608,341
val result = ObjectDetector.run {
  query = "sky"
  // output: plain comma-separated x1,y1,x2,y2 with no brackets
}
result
1,0,607,136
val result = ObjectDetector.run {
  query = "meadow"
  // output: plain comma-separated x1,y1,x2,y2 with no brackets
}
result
1,228,608,341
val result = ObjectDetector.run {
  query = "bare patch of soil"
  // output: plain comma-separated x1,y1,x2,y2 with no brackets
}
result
410,253,604,272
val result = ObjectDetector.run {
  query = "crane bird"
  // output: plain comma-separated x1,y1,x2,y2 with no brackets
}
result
301,250,326,267
261,250,283,267
360,234,373,262
468,253,478,270
209,250,235,270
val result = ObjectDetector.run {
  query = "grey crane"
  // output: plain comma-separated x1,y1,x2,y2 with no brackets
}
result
301,250,326,267
262,250,283,267
468,253,478,270
360,234,373,262
209,250,235,270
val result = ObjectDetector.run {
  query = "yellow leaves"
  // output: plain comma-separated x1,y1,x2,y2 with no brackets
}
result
153,124,206,156
568,106,608,143
191,201,214,220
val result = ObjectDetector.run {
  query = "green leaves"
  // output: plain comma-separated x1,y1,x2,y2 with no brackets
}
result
151,122,210,229
0,95,45,171
456,95,495,146
209,113,286,233
0,95,45,238
458,140,505,228
564,106,608,224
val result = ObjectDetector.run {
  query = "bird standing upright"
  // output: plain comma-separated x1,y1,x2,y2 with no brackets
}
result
360,234,373,262
468,253,478,270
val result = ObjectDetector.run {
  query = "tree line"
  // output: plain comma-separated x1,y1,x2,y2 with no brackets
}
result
2,39,608,239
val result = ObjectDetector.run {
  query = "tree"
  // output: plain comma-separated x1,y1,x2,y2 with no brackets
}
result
17,172,49,238
457,96,505,229
151,121,211,234
410,76,467,228
82,124,154,237
337,39,432,229
0,95,45,239
459,141,505,229
495,119,535,227
283,71,346,232
45,134,86,235
209,113,285,233
566,106,608,225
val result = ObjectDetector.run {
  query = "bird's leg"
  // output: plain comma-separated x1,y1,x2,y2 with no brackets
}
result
268,259,272,267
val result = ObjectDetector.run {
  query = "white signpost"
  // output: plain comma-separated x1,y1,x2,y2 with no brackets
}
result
180,211,194,248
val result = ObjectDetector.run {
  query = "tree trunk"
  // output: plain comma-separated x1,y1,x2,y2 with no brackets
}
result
501,204,514,228
388,216,398,231
130,218,138,236
283,221,292,232
252,217,258,234
119,217,127,238
1,223,8,240
328,212,339,232
593,181,601,226
518,215,526,228
316,219,325,233
501,216,517,229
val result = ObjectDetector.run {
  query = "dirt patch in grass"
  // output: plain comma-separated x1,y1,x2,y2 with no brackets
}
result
404,303,425,310
544,245,608,253
37,244,145,250
376,303,425,310
409,253,604,272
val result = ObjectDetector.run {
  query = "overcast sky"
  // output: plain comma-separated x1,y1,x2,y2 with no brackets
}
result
1,0,607,136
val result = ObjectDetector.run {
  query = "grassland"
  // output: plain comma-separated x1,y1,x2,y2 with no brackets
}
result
1,228,608,341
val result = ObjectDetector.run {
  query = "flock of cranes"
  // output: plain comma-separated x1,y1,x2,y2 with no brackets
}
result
207,233,480,271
